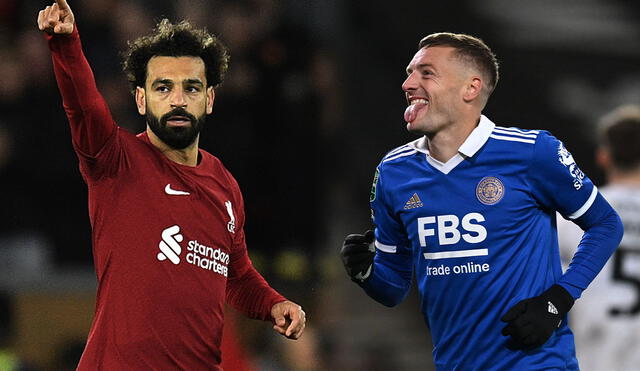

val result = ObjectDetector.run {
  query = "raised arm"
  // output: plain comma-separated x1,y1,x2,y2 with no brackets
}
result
38,0,117,159
37,0,74,35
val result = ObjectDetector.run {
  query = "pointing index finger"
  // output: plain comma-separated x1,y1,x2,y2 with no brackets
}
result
55,0,70,10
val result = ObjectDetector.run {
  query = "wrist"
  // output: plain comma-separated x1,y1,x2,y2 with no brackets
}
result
352,263,373,284
544,284,574,314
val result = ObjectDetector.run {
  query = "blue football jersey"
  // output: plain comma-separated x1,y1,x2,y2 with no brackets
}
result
369,115,597,370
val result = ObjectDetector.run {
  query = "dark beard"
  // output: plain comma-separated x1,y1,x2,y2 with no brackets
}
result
146,107,206,150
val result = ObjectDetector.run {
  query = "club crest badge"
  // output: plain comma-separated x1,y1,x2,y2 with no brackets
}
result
476,176,505,205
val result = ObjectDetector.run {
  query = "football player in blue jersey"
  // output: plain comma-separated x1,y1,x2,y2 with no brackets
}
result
340,33,624,370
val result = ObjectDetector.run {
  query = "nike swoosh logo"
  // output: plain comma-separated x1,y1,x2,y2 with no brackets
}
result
165,184,190,196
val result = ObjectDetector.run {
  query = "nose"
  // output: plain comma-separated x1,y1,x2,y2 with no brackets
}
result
170,90,187,108
402,72,418,93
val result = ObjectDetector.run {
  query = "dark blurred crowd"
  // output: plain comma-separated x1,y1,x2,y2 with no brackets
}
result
0,0,344,268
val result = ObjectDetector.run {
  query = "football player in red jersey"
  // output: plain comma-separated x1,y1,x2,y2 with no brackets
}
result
38,1,305,369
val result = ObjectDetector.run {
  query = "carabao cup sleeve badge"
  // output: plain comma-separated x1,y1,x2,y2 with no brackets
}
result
476,176,505,205
370,167,380,202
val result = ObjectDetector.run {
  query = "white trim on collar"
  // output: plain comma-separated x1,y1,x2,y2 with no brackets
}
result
407,115,496,175
409,136,429,154
408,115,495,158
458,115,496,157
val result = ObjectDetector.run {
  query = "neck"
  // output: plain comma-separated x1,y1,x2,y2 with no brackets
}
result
146,127,199,167
607,168,640,186
426,115,480,162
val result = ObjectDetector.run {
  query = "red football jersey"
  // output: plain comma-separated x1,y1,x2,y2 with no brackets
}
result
47,28,286,370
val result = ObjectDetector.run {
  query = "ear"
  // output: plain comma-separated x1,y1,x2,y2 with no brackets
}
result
135,86,146,115
596,147,611,171
462,76,483,103
206,86,215,115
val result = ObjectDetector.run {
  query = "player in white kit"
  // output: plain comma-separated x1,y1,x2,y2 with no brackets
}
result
558,104,640,371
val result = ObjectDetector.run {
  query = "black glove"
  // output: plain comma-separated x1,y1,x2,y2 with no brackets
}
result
501,284,574,350
340,230,375,283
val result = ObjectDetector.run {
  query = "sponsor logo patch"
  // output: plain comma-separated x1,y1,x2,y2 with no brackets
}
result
156,225,229,277
370,167,380,202
557,142,585,190
225,200,236,233
476,176,505,205
404,193,424,209
165,184,190,196
548,301,559,315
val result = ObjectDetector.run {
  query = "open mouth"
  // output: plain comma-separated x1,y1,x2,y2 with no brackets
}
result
404,97,429,123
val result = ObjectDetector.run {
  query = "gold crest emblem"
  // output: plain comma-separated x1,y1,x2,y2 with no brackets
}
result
476,176,505,205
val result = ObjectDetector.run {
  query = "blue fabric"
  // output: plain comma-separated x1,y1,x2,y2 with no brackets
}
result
361,250,413,307
363,118,621,370
559,193,624,298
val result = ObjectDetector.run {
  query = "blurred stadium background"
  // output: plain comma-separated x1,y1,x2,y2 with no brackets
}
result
0,0,639,370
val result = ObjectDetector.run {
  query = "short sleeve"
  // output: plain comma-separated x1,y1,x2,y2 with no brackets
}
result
529,132,597,220
370,164,409,253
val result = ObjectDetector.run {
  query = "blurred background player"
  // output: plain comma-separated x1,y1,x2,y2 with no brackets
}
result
558,104,640,371
37,0,305,369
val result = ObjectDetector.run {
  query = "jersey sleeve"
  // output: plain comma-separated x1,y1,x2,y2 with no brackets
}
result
361,164,414,307
559,192,623,298
46,27,121,180
370,165,410,252
530,132,623,299
528,132,597,220
225,179,286,320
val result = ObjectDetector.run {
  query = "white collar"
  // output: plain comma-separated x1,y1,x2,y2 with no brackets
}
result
408,115,496,174
458,115,495,157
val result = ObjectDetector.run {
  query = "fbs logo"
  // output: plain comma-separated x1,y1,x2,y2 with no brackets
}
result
157,225,183,264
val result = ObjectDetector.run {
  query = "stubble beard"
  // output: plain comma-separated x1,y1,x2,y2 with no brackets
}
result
407,101,458,137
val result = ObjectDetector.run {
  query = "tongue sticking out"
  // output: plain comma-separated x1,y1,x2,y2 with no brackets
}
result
404,102,427,123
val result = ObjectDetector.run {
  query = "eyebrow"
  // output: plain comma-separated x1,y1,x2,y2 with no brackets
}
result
151,78,204,86
406,63,435,74
184,79,204,86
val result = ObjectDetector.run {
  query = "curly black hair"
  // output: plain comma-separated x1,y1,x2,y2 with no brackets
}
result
122,19,229,95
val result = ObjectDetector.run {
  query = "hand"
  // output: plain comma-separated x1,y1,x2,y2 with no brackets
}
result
271,300,306,340
340,230,375,283
37,0,75,35
501,284,574,350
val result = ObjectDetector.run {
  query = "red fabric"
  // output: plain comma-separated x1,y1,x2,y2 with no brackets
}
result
220,309,258,371
46,28,285,370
